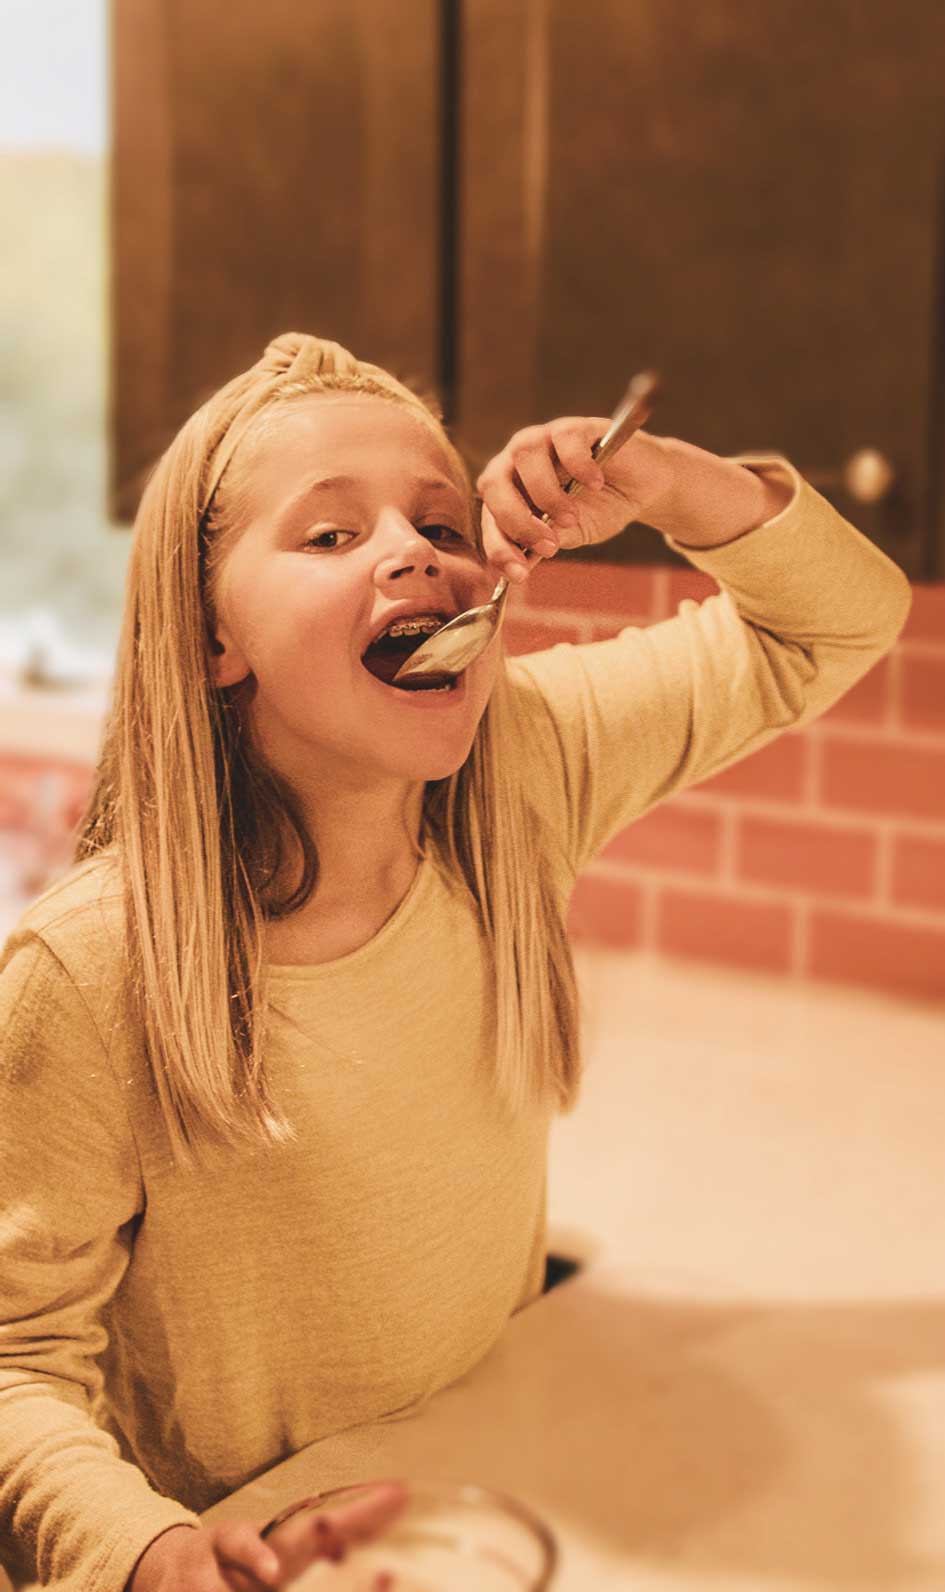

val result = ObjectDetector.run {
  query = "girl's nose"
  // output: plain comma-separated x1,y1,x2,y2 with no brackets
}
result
384,519,445,565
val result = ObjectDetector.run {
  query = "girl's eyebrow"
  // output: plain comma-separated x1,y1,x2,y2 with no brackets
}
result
280,472,462,524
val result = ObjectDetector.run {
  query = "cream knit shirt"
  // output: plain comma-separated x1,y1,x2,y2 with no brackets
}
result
0,460,912,1590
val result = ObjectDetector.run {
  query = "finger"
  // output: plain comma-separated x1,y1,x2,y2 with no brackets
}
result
318,1481,409,1548
259,1509,338,1580
477,466,552,553
311,1516,347,1563
222,1570,275,1592
548,417,612,492
263,1482,409,1580
479,502,540,585
214,1523,281,1589
510,446,580,527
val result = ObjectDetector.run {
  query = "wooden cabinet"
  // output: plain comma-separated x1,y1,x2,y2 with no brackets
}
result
111,0,442,521
113,0,945,577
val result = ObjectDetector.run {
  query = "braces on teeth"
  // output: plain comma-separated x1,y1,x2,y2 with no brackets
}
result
376,617,444,641
365,615,456,691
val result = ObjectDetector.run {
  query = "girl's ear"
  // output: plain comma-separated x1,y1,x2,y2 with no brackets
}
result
209,624,251,688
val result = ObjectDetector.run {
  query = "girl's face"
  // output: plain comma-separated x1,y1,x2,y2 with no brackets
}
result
209,395,501,787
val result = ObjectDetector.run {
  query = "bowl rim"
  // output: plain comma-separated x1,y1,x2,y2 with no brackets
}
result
260,1476,559,1587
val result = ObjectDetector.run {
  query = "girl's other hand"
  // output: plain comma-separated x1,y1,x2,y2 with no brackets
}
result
127,1480,407,1589
263,1481,407,1584
475,416,670,585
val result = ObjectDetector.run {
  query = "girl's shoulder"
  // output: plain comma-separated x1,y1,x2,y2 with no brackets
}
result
0,851,125,986
1,856,141,1169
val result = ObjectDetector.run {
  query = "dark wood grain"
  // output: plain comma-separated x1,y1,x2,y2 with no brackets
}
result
457,0,945,575
112,1,945,574
111,0,441,524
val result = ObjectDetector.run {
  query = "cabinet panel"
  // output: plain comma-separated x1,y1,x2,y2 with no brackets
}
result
458,0,945,575
111,0,441,523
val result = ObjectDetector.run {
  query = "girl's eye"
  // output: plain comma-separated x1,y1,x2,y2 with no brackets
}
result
422,523,464,542
302,524,464,551
302,529,356,551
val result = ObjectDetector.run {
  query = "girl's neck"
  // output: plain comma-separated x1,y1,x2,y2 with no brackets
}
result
263,851,423,966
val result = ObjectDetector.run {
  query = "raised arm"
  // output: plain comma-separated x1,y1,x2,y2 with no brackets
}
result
480,417,912,875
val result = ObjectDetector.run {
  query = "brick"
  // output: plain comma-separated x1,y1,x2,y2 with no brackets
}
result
700,732,807,802
820,655,891,725
0,830,33,873
900,583,945,643
890,834,945,912
566,871,644,948
0,754,73,778
809,908,945,1001
503,614,584,657
667,568,718,612
821,737,945,822
0,789,30,829
0,755,92,787
0,765,56,830
601,803,721,873
901,652,945,734
522,557,658,618
588,615,660,642
64,792,93,833
657,887,793,974
0,757,97,843
736,815,876,897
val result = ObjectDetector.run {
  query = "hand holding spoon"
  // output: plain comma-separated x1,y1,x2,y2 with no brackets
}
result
391,370,662,683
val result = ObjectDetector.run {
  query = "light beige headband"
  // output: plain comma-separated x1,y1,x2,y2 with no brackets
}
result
198,331,396,521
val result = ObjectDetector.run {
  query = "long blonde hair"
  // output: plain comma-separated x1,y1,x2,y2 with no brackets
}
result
75,333,582,1170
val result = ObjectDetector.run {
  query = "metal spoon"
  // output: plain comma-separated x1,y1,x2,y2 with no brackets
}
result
390,369,663,683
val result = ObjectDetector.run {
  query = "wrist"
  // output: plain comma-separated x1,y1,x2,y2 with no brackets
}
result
126,1524,198,1591
642,436,778,548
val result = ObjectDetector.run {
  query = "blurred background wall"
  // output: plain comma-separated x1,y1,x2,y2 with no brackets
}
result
1,0,126,673
1,0,944,1003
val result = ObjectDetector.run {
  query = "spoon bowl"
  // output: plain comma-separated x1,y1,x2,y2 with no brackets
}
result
391,369,662,685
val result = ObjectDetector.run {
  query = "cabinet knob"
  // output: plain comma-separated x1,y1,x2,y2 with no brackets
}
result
807,448,896,504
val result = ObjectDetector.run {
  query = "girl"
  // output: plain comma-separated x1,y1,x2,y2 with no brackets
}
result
0,332,911,1591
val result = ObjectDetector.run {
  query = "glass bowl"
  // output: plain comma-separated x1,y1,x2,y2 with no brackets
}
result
263,1478,559,1590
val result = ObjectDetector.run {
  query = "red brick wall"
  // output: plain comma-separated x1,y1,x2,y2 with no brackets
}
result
0,756,94,900
506,562,945,1005
2,569,943,1002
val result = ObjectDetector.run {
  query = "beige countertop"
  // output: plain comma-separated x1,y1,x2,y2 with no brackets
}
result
203,949,945,1589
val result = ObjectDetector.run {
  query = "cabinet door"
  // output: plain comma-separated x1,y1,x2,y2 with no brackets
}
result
111,0,441,523
457,0,945,576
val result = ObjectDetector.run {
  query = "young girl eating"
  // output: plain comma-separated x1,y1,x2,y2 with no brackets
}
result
0,331,912,1590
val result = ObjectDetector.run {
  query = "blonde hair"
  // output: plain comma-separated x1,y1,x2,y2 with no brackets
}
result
75,333,582,1170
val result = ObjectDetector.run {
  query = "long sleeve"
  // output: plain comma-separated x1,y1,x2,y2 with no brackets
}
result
0,936,201,1592
504,457,913,876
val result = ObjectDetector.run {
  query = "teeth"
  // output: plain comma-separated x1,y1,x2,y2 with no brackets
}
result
379,616,443,641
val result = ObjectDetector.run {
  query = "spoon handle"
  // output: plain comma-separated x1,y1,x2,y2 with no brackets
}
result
555,369,663,512
590,368,662,471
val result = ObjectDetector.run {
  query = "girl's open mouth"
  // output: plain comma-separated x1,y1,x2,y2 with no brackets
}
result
360,661,467,704
359,615,464,700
